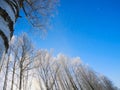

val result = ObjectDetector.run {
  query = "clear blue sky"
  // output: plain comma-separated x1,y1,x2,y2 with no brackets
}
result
15,0,120,87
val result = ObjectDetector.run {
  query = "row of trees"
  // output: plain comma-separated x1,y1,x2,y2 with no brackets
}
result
0,34,118,90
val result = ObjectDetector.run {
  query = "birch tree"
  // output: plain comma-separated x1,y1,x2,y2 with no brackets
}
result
0,36,118,90
0,0,58,61
35,50,60,90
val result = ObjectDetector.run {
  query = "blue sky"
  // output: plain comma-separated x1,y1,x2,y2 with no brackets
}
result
15,0,120,87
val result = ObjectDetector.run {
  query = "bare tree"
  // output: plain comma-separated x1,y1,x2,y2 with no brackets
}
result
3,48,12,90
100,76,118,90
35,50,60,90
0,0,58,61
0,33,36,90
15,34,34,90
0,36,118,90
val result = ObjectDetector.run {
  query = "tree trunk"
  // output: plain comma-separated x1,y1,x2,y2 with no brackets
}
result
19,63,23,90
3,53,11,90
10,57,17,90
0,0,20,60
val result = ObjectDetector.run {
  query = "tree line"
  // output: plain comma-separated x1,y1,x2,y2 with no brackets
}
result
0,34,118,90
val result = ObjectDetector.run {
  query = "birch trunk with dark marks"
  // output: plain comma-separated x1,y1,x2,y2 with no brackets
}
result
3,51,11,90
0,0,58,64
0,0,19,62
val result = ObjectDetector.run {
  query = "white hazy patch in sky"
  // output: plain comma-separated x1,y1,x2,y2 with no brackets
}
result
71,56,81,65
9,35,16,45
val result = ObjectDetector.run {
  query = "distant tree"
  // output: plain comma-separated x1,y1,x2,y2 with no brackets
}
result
34,53,118,90
16,34,34,90
0,0,58,61
35,50,60,90
3,47,12,90
0,33,36,90
0,37,118,90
